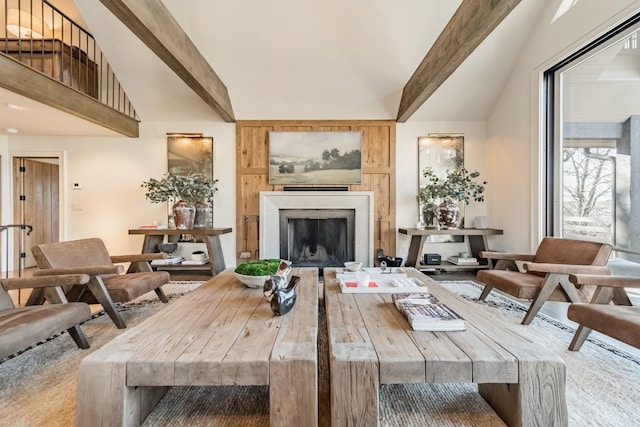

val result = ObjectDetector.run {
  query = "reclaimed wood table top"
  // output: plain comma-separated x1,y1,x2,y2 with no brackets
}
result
77,267,320,426
325,267,523,384
128,227,232,236
398,227,503,236
324,267,567,426
83,267,318,387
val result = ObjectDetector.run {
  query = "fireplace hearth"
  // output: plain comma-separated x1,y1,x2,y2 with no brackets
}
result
260,191,374,266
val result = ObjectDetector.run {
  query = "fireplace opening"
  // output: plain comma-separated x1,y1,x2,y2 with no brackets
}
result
280,209,355,268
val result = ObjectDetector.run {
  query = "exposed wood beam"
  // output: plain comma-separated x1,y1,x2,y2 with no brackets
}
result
0,54,139,137
99,0,235,122
397,0,522,122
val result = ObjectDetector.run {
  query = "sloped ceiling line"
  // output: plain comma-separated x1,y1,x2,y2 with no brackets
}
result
98,0,235,122
397,0,522,122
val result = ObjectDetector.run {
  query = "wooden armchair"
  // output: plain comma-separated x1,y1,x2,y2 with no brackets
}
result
0,274,92,359
28,238,171,329
567,274,638,351
476,237,617,325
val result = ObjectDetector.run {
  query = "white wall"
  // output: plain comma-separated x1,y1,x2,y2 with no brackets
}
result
5,118,491,270
4,122,236,268
5,0,638,270
487,0,640,253
395,121,492,261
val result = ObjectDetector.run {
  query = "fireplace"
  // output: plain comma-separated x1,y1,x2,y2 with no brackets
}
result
260,191,374,266
280,209,355,268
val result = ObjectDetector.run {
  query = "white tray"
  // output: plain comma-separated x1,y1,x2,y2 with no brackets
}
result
335,267,407,281
339,276,428,293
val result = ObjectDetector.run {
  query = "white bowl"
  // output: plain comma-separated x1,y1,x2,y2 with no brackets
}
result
344,261,363,272
234,273,270,289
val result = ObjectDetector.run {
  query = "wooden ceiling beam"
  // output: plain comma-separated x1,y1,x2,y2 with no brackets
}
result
99,0,235,122
0,54,139,137
397,0,522,122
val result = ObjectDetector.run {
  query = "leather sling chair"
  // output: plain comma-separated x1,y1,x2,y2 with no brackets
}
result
0,274,92,359
27,238,170,329
566,273,638,351
476,237,624,325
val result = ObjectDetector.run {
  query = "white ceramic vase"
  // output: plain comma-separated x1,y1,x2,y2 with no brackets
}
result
473,216,488,229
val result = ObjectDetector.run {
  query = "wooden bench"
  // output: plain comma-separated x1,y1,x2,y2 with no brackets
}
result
324,267,567,427
76,268,318,426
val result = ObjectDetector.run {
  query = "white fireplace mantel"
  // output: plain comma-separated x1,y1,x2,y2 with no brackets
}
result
260,191,374,266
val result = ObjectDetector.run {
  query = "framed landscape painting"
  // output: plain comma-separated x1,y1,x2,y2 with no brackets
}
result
268,131,362,185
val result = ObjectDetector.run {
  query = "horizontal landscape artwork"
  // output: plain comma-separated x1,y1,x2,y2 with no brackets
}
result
268,131,362,185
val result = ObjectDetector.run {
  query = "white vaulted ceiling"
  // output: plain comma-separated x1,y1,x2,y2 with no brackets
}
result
1,0,547,135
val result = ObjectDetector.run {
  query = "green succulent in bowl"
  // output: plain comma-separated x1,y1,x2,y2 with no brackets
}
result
234,259,282,276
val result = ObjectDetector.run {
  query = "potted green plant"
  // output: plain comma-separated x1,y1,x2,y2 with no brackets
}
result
234,259,283,288
141,172,219,229
420,167,486,229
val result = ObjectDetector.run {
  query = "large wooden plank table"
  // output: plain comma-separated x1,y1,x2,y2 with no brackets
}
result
325,267,567,427
76,267,318,426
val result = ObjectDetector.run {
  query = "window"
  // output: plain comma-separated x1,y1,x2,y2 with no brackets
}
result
545,14,640,261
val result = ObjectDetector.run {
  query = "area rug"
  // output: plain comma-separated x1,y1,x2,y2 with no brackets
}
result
437,280,640,427
0,280,638,427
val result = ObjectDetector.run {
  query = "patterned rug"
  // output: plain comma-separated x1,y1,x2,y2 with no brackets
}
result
439,280,640,365
1,280,638,426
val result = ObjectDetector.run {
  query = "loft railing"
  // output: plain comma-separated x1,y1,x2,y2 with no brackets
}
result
1,0,137,120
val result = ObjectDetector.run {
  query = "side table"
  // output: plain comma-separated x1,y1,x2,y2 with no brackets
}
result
128,227,232,276
399,227,503,269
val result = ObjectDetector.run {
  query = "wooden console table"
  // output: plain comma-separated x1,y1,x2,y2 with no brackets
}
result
399,227,503,269
128,227,232,276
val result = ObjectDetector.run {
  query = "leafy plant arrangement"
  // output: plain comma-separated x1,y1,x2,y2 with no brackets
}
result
141,172,219,205
420,167,486,205
234,259,282,276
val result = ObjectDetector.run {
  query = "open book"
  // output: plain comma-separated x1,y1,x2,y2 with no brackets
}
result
392,293,465,331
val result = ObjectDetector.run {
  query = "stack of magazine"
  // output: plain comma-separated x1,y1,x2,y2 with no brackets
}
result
447,256,479,266
151,257,184,265
392,293,465,331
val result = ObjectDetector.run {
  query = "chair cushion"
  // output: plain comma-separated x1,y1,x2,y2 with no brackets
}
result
79,271,170,304
32,238,113,269
476,270,568,301
533,237,612,265
568,304,640,349
0,303,91,359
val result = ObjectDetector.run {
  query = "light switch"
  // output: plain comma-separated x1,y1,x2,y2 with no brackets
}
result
71,204,83,211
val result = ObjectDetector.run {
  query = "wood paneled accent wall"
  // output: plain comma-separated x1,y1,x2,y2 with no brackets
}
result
236,120,396,265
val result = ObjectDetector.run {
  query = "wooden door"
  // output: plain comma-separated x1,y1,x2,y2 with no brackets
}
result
13,158,59,271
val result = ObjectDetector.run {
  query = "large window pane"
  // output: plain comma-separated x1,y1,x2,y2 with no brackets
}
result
550,21,640,261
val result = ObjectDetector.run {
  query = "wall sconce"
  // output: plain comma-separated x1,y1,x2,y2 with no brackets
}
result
6,8,52,39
